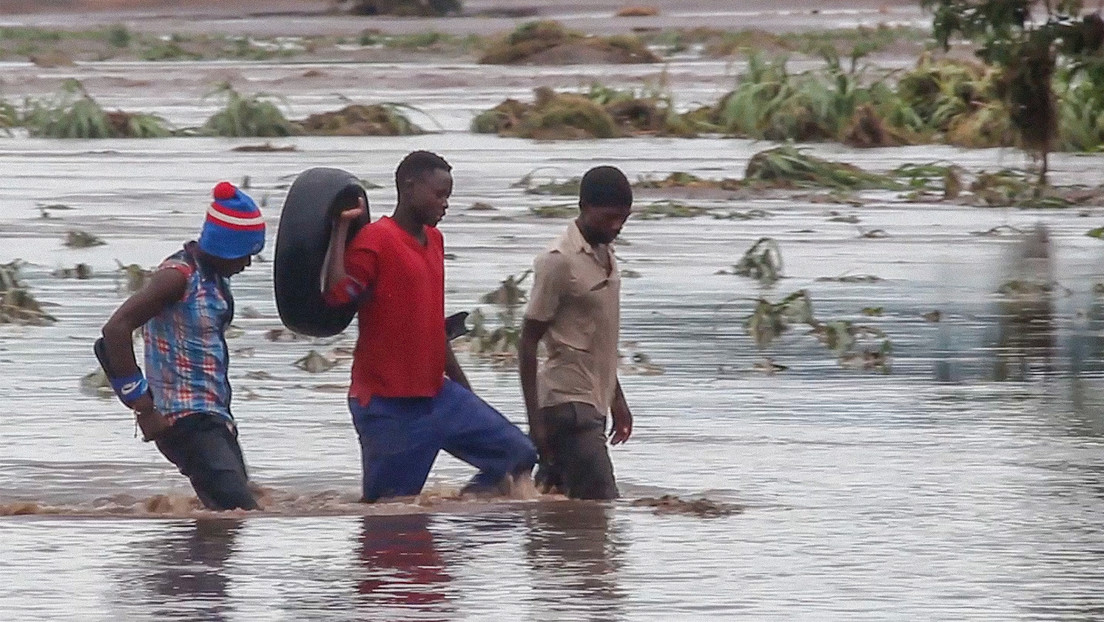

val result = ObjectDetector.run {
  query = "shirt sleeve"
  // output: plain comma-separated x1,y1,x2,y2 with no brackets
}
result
156,259,193,302
323,228,380,307
524,251,570,322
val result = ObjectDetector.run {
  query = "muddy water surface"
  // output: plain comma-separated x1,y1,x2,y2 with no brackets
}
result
1,54,1104,620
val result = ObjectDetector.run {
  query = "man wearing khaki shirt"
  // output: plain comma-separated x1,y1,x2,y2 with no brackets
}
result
519,166,634,500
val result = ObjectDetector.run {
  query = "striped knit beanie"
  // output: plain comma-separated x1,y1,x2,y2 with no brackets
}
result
199,181,265,259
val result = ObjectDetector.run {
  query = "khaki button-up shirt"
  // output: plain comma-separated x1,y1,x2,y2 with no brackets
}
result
524,221,621,415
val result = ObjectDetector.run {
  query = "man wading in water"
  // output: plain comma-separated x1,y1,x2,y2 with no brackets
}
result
99,182,264,511
323,150,537,502
519,166,634,499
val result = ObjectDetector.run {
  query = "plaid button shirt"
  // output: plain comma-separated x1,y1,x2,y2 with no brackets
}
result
142,242,234,424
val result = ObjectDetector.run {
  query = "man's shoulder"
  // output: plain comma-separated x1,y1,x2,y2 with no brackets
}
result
533,245,571,278
350,218,395,248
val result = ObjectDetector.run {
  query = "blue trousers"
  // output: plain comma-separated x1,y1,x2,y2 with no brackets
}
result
350,379,538,502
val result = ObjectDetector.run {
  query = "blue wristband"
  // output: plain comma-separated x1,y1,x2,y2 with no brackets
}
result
110,371,148,406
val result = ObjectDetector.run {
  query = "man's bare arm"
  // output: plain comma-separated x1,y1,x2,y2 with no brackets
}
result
519,318,551,454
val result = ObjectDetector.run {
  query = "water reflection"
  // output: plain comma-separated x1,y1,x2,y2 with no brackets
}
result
524,502,625,621
355,514,454,615
993,225,1056,382
137,518,242,621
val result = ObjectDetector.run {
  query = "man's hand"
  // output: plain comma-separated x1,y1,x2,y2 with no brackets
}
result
529,417,553,461
336,197,367,228
131,393,171,442
610,400,633,445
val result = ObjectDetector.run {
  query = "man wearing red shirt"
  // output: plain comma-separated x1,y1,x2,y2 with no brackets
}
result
323,150,537,502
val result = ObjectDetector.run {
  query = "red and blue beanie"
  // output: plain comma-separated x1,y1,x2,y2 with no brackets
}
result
199,181,265,259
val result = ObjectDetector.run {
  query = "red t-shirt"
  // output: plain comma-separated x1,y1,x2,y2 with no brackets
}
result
326,216,446,402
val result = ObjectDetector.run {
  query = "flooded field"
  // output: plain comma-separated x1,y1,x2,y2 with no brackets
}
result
2,12,1104,619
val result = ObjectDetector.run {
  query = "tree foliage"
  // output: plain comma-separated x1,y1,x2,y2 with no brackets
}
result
921,0,1104,184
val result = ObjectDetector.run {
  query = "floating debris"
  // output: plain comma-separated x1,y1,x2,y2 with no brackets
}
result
293,350,336,373
636,200,709,220
859,228,890,239
815,274,883,283
230,143,297,152
514,171,581,195
972,225,1027,237
620,350,665,375
631,495,742,518
713,209,771,220
52,263,92,279
529,203,577,219
265,328,304,342
635,171,743,191
922,310,942,322
64,230,105,248
469,202,497,211
752,358,789,374
80,368,112,397
615,6,658,17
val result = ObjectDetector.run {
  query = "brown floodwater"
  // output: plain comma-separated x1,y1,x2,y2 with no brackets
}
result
2,26,1104,621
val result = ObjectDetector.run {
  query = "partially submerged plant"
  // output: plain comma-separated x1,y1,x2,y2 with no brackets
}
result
461,270,534,365
473,83,691,139
64,230,106,248
529,203,577,218
0,260,57,326
21,79,171,138
746,289,815,350
479,20,658,65
202,82,295,137
635,200,708,220
114,260,151,294
513,169,581,195
744,144,900,190
731,237,783,284
635,171,743,190
299,103,427,136
744,288,892,372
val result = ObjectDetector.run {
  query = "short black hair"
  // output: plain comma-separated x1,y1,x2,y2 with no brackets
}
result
395,150,451,188
579,165,632,209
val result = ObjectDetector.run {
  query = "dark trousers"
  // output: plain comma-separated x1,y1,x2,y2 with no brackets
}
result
536,402,619,500
155,413,258,511
350,379,538,502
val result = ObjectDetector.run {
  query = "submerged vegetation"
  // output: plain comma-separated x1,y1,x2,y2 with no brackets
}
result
746,288,892,373
343,0,462,16
202,83,295,138
21,79,171,139
479,20,658,65
472,83,692,139
0,260,56,326
299,103,426,136
457,271,533,365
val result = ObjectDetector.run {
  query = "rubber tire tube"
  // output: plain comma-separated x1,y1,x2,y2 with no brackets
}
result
274,167,370,337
